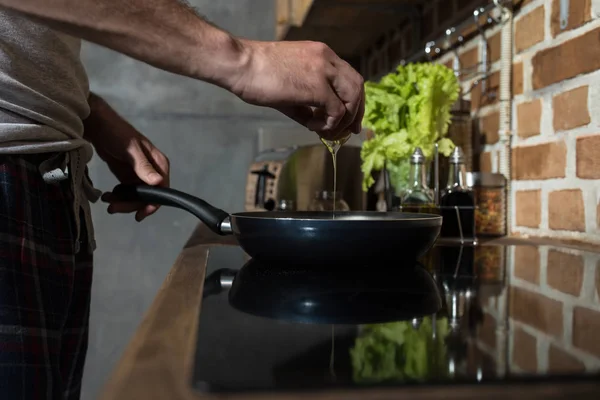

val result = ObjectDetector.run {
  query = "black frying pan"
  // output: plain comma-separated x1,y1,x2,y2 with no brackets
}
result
112,184,442,265
226,259,442,324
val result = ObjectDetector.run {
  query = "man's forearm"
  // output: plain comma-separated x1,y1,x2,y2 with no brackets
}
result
0,0,249,89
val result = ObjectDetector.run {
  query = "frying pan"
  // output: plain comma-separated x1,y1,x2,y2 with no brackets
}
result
112,184,442,265
218,258,442,324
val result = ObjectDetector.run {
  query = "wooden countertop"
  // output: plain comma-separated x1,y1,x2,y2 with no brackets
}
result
99,225,600,400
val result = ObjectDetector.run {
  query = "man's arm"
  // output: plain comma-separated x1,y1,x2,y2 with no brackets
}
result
0,0,364,137
0,0,247,89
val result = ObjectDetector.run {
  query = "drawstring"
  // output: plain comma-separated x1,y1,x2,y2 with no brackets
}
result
39,146,101,253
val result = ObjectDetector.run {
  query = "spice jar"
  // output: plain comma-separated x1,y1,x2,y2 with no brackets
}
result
308,191,350,212
467,173,507,237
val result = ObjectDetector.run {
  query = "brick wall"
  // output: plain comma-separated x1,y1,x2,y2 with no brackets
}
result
475,245,600,374
362,0,600,244
441,0,600,244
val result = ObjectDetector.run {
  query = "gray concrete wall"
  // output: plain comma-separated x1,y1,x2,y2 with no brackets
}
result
79,1,295,398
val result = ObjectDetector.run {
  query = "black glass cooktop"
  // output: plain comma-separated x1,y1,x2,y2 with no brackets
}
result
191,243,600,394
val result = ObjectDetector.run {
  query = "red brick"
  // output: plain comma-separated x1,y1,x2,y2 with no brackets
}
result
576,135,600,179
460,47,479,75
547,250,584,296
479,112,499,144
551,0,592,37
480,151,493,173
548,345,586,373
513,328,538,372
513,62,524,95
512,142,567,180
553,86,590,132
573,307,600,357
549,190,586,232
516,190,541,228
510,286,563,337
514,246,540,283
515,6,545,53
517,99,542,138
488,32,501,63
471,71,499,111
532,27,600,90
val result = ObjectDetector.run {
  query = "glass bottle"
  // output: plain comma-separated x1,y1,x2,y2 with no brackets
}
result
401,147,436,213
308,191,350,212
440,147,476,240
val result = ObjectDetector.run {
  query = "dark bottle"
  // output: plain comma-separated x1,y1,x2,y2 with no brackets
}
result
440,147,476,240
401,147,436,214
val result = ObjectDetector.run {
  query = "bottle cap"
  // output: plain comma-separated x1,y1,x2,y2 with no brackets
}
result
449,146,465,164
410,147,425,164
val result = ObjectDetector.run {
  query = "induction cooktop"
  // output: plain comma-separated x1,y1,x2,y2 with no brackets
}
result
191,243,600,394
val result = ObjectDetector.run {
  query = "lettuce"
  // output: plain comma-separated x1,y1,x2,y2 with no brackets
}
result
350,317,450,384
361,63,460,191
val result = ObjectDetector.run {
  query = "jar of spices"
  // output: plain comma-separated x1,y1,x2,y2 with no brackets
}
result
467,173,507,237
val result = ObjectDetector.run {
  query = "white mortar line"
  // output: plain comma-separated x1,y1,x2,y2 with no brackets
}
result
581,254,600,304
539,246,550,289
593,0,600,18
511,318,600,368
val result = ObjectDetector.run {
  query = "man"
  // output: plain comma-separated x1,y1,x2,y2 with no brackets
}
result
0,0,364,399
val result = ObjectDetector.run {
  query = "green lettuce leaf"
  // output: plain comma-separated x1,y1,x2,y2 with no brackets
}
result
350,317,450,384
360,130,412,191
361,63,460,191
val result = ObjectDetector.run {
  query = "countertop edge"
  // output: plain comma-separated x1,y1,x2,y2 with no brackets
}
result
99,224,600,400
99,224,236,400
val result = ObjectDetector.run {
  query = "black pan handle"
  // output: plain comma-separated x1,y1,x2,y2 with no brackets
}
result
112,184,232,235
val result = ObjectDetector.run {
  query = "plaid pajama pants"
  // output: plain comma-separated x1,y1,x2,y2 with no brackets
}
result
0,154,92,400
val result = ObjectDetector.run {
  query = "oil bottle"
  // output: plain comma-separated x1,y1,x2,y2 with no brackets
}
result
440,146,476,240
401,147,437,214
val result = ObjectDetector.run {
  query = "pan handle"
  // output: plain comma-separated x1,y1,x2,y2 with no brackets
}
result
111,184,232,235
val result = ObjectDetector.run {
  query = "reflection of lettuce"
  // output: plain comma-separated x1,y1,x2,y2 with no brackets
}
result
361,63,459,191
350,317,449,384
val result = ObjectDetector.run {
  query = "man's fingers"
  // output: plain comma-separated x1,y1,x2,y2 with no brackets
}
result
350,83,365,134
135,205,158,222
127,141,163,185
107,201,152,214
142,141,171,188
306,84,346,133
328,58,364,134
103,192,159,218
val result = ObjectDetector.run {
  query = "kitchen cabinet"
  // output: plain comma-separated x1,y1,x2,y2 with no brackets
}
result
276,0,314,41
276,0,426,59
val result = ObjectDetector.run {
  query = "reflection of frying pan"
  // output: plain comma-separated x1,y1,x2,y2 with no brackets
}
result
112,184,442,265
203,258,442,325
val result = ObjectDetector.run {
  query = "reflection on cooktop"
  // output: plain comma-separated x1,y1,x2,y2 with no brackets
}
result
191,244,600,394
206,257,442,325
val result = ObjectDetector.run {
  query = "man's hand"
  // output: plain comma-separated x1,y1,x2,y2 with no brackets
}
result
84,94,170,222
0,0,364,141
229,40,365,140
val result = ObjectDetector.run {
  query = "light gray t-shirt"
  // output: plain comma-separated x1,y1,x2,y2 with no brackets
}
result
0,9,101,252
